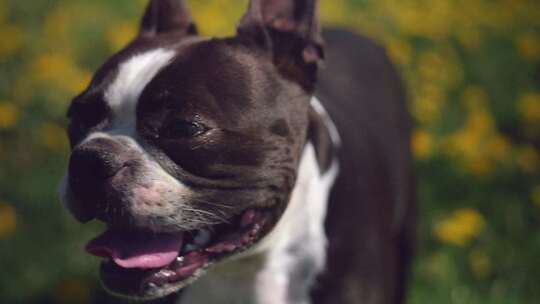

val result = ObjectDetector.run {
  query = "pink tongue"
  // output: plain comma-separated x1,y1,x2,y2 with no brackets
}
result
86,230,183,269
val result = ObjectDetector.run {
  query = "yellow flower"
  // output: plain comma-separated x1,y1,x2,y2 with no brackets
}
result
516,32,540,63
384,0,453,39
0,201,17,239
39,123,69,152
442,86,514,176
518,93,540,124
107,22,137,52
418,51,445,83
433,208,485,247
469,249,491,279
53,279,92,304
488,135,511,162
412,84,445,124
468,111,494,134
412,129,434,160
386,37,412,66
531,185,540,209
417,48,463,90
31,53,91,94
190,0,243,36
321,0,348,25
0,24,24,60
443,109,498,176
517,145,540,174
0,102,19,129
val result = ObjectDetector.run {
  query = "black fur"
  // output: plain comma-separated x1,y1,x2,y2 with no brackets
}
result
63,1,415,303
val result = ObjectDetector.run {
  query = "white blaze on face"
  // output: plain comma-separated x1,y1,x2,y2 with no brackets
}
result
99,48,195,228
105,48,176,134
65,48,200,231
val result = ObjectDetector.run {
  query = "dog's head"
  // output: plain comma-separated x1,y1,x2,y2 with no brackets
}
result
60,0,323,300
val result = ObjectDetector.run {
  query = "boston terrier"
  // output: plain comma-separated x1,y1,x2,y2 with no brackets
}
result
59,0,416,303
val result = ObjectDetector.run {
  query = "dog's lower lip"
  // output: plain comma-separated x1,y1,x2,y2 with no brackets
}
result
97,208,276,298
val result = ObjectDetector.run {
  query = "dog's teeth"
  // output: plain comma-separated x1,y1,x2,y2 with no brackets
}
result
172,256,185,268
194,229,211,246
161,270,175,278
206,242,237,253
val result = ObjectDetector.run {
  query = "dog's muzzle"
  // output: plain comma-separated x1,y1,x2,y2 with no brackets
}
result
63,136,282,300
67,137,134,222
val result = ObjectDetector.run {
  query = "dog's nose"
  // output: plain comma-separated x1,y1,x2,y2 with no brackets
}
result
69,138,126,179
67,138,127,222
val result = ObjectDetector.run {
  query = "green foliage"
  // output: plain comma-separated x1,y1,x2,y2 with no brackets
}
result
0,0,539,303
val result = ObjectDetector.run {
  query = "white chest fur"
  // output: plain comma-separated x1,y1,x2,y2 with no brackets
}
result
179,141,339,304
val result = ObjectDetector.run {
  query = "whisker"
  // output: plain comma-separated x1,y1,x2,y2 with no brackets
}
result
189,198,235,210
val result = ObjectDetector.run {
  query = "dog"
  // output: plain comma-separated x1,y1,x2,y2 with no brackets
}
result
59,0,416,303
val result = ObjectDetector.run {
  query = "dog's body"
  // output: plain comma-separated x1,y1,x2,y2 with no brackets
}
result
312,29,415,304
175,29,415,304
60,1,415,303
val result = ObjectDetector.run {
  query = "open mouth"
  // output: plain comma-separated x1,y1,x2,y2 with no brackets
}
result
85,208,276,299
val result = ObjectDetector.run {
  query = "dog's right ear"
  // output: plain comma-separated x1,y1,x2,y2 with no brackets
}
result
237,0,323,92
237,0,323,64
139,0,197,38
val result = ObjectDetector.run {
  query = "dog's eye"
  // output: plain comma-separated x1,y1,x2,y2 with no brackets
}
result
161,120,208,139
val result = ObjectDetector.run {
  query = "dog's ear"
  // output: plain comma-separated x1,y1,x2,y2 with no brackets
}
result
237,0,323,64
139,0,197,38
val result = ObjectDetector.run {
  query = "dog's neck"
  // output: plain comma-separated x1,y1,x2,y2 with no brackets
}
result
178,97,340,304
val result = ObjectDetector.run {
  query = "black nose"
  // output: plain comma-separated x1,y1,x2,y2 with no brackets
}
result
67,138,127,222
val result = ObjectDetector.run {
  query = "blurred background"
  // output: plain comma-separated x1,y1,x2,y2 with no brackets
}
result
0,0,539,303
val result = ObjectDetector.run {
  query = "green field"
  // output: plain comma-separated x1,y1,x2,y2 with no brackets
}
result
1,0,539,303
